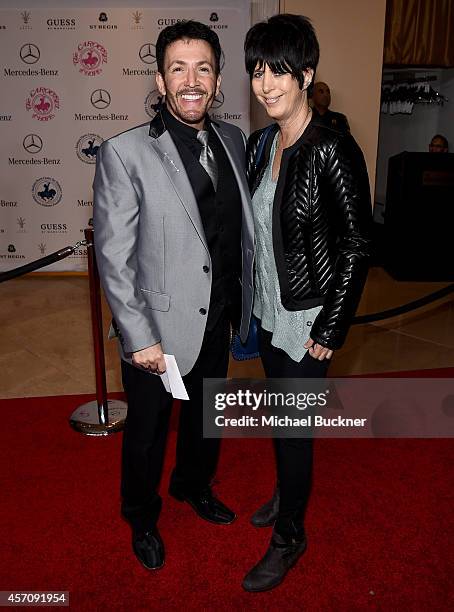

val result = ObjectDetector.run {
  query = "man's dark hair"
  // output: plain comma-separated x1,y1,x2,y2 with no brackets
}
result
244,14,319,95
156,20,223,76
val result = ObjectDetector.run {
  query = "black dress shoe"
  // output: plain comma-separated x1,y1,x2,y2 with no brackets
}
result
250,487,279,527
169,485,236,525
132,528,165,570
242,530,307,592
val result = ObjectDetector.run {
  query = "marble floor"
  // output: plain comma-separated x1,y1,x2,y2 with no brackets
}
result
1,266,453,398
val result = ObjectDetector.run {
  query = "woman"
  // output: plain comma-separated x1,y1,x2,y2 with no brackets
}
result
242,14,372,592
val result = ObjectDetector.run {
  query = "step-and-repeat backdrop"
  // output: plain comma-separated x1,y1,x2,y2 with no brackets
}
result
0,7,250,271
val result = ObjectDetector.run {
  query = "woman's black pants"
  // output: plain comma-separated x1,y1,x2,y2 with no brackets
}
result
258,326,330,541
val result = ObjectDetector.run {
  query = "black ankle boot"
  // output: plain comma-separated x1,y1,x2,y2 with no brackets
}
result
250,487,279,527
242,529,307,592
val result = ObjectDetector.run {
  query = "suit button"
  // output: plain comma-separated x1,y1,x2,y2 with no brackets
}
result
203,265,209,273
199,308,207,315
307,321,312,327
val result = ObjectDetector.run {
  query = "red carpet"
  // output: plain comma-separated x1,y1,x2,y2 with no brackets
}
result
1,379,453,610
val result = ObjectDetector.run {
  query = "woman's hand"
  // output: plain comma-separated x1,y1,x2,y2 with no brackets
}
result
304,338,333,361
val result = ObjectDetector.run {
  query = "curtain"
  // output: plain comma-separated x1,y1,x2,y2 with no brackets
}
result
384,0,454,67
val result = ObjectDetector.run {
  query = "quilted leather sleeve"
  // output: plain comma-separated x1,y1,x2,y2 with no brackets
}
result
310,134,373,350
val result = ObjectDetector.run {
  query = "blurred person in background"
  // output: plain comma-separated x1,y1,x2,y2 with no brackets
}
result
429,134,449,152
311,80,350,132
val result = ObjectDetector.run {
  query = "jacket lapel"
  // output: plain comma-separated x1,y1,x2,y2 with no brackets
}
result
212,124,255,247
148,128,208,251
147,113,253,253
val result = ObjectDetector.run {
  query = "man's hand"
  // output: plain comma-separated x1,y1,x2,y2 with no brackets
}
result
132,343,166,374
304,338,333,361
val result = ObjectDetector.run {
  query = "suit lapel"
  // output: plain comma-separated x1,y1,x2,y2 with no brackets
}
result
148,118,253,254
148,131,208,251
212,124,255,248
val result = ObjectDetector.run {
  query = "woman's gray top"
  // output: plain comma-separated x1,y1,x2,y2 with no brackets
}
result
252,133,323,363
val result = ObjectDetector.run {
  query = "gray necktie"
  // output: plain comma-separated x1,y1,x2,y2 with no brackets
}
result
197,130,218,190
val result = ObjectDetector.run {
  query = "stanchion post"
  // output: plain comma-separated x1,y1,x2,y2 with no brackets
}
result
85,227,108,425
69,227,127,435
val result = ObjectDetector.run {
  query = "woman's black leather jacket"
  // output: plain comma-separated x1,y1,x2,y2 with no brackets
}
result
246,118,373,350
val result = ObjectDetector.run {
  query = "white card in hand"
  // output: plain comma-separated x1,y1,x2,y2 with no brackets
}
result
160,354,189,400
158,369,171,394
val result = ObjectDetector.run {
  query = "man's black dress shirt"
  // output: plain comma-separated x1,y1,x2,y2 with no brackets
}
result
161,106,243,331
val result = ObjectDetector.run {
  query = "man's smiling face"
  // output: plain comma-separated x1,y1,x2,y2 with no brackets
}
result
156,37,221,130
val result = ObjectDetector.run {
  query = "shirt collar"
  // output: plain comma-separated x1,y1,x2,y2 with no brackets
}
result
161,105,211,140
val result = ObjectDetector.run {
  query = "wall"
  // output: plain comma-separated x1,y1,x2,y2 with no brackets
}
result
282,0,387,200
1,0,386,200
0,0,248,7
0,1,250,271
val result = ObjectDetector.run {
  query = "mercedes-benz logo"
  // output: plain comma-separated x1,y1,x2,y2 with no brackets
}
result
20,43,40,64
212,91,225,109
139,43,156,65
90,89,111,109
23,133,43,154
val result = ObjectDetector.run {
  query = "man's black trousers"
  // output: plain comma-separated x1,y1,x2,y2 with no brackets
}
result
120,314,230,533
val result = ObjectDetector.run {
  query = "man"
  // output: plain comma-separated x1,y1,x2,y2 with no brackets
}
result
311,81,350,132
93,21,254,570
429,134,449,153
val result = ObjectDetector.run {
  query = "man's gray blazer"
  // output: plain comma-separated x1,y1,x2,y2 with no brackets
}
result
93,112,255,376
